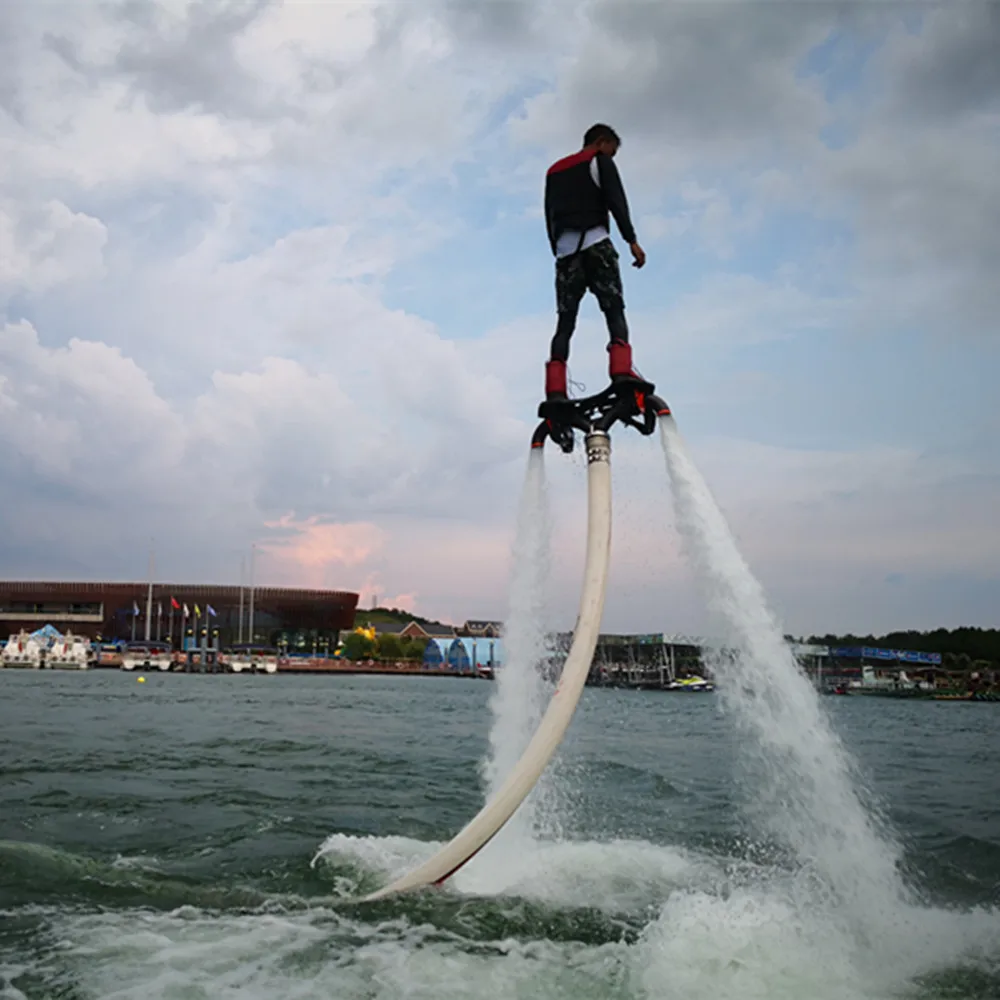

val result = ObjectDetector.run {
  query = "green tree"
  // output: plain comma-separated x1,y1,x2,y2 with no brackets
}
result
378,633,403,660
402,637,427,661
343,632,375,661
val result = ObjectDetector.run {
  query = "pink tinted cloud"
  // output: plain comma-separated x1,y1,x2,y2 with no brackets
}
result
258,514,387,589
356,582,418,614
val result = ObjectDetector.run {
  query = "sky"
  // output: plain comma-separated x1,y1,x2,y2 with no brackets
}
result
0,1,997,638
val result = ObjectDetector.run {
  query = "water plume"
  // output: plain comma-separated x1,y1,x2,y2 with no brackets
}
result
657,415,909,929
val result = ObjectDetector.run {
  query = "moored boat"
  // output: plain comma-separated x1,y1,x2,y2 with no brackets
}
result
219,644,278,674
47,631,93,670
2,630,45,669
253,646,279,674
219,645,253,674
121,640,173,672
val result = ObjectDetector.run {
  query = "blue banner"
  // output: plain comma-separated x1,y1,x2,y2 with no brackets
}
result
829,646,941,665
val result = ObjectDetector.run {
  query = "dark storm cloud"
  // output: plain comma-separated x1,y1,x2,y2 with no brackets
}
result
825,4,1000,339
0,2,34,118
884,4,1000,120
110,0,276,118
512,1,855,155
32,0,280,121
112,0,272,117
441,0,539,47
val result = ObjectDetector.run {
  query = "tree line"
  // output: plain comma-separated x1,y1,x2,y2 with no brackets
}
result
805,627,1000,671
341,630,427,662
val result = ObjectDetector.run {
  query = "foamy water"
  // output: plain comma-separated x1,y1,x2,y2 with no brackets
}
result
21,830,998,1000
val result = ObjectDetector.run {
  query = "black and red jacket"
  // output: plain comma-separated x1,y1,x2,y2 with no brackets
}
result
544,147,637,256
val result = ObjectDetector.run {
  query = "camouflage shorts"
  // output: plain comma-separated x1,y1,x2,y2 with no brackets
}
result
555,238,624,315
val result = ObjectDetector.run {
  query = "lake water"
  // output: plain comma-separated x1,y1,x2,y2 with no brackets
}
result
1,670,998,999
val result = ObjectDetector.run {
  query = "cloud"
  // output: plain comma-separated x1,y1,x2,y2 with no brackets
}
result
258,516,388,590
0,0,995,636
879,5,1000,122
511,1,836,168
0,321,181,491
0,306,528,619
0,199,107,295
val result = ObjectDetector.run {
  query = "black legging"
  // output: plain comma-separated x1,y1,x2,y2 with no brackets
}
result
550,304,629,363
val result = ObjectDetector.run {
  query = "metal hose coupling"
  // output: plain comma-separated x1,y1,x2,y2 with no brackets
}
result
584,430,611,465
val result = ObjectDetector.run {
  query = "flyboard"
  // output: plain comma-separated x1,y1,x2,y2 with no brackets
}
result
361,377,670,902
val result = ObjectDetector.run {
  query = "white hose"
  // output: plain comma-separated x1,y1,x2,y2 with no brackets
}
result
362,431,613,901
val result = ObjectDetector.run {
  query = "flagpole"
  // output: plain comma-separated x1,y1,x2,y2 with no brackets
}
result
144,549,154,642
238,557,245,644
248,544,256,645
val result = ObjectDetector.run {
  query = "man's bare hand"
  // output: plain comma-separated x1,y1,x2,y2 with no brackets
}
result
630,242,646,269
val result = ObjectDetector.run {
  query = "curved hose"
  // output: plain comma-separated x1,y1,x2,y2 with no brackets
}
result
361,431,613,901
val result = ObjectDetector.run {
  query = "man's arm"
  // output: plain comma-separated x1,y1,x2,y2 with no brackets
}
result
544,177,558,256
596,153,645,267
596,153,636,244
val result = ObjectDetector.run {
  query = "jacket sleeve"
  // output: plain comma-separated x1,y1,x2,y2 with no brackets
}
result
544,177,557,255
596,153,637,245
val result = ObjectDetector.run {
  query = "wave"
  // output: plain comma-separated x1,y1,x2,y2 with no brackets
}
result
4,831,999,1000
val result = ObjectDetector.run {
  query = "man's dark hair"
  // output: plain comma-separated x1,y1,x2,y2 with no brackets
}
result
583,123,620,147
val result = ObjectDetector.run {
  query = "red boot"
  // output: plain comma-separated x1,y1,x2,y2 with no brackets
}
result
609,341,641,381
545,359,567,400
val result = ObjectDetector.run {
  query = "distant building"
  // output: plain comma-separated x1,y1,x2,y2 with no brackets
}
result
458,620,504,637
0,581,357,649
411,621,457,639
363,619,456,641
421,636,504,671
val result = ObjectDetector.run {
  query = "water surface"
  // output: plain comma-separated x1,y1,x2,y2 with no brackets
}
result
1,671,998,998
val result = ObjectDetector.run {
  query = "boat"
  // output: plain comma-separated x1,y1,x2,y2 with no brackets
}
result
121,640,173,672
1,630,45,669
46,631,93,670
220,644,278,674
843,665,936,698
219,644,253,674
251,646,279,674
665,675,715,692
95,641,126,667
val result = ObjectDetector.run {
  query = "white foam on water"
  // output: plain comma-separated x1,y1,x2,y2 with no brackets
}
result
22,834,1000,1000
27,905,628,1000
656,416,907,929
634,885,998,1000
312,832,444,887
315,830,713,912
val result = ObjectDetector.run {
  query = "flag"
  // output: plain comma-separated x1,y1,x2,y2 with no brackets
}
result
132,601,140,615
182,603,189,617
194,604,201,617
171,597,180,610
157,602,162,615
207,605,217,617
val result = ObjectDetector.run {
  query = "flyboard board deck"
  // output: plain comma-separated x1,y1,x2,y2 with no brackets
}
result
360,430,613,901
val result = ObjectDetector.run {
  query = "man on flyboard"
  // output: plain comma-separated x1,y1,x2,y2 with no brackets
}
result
543,123,646,401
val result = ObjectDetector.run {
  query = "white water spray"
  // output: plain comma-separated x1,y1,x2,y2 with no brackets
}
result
657,416,909,925
480,448,556,840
